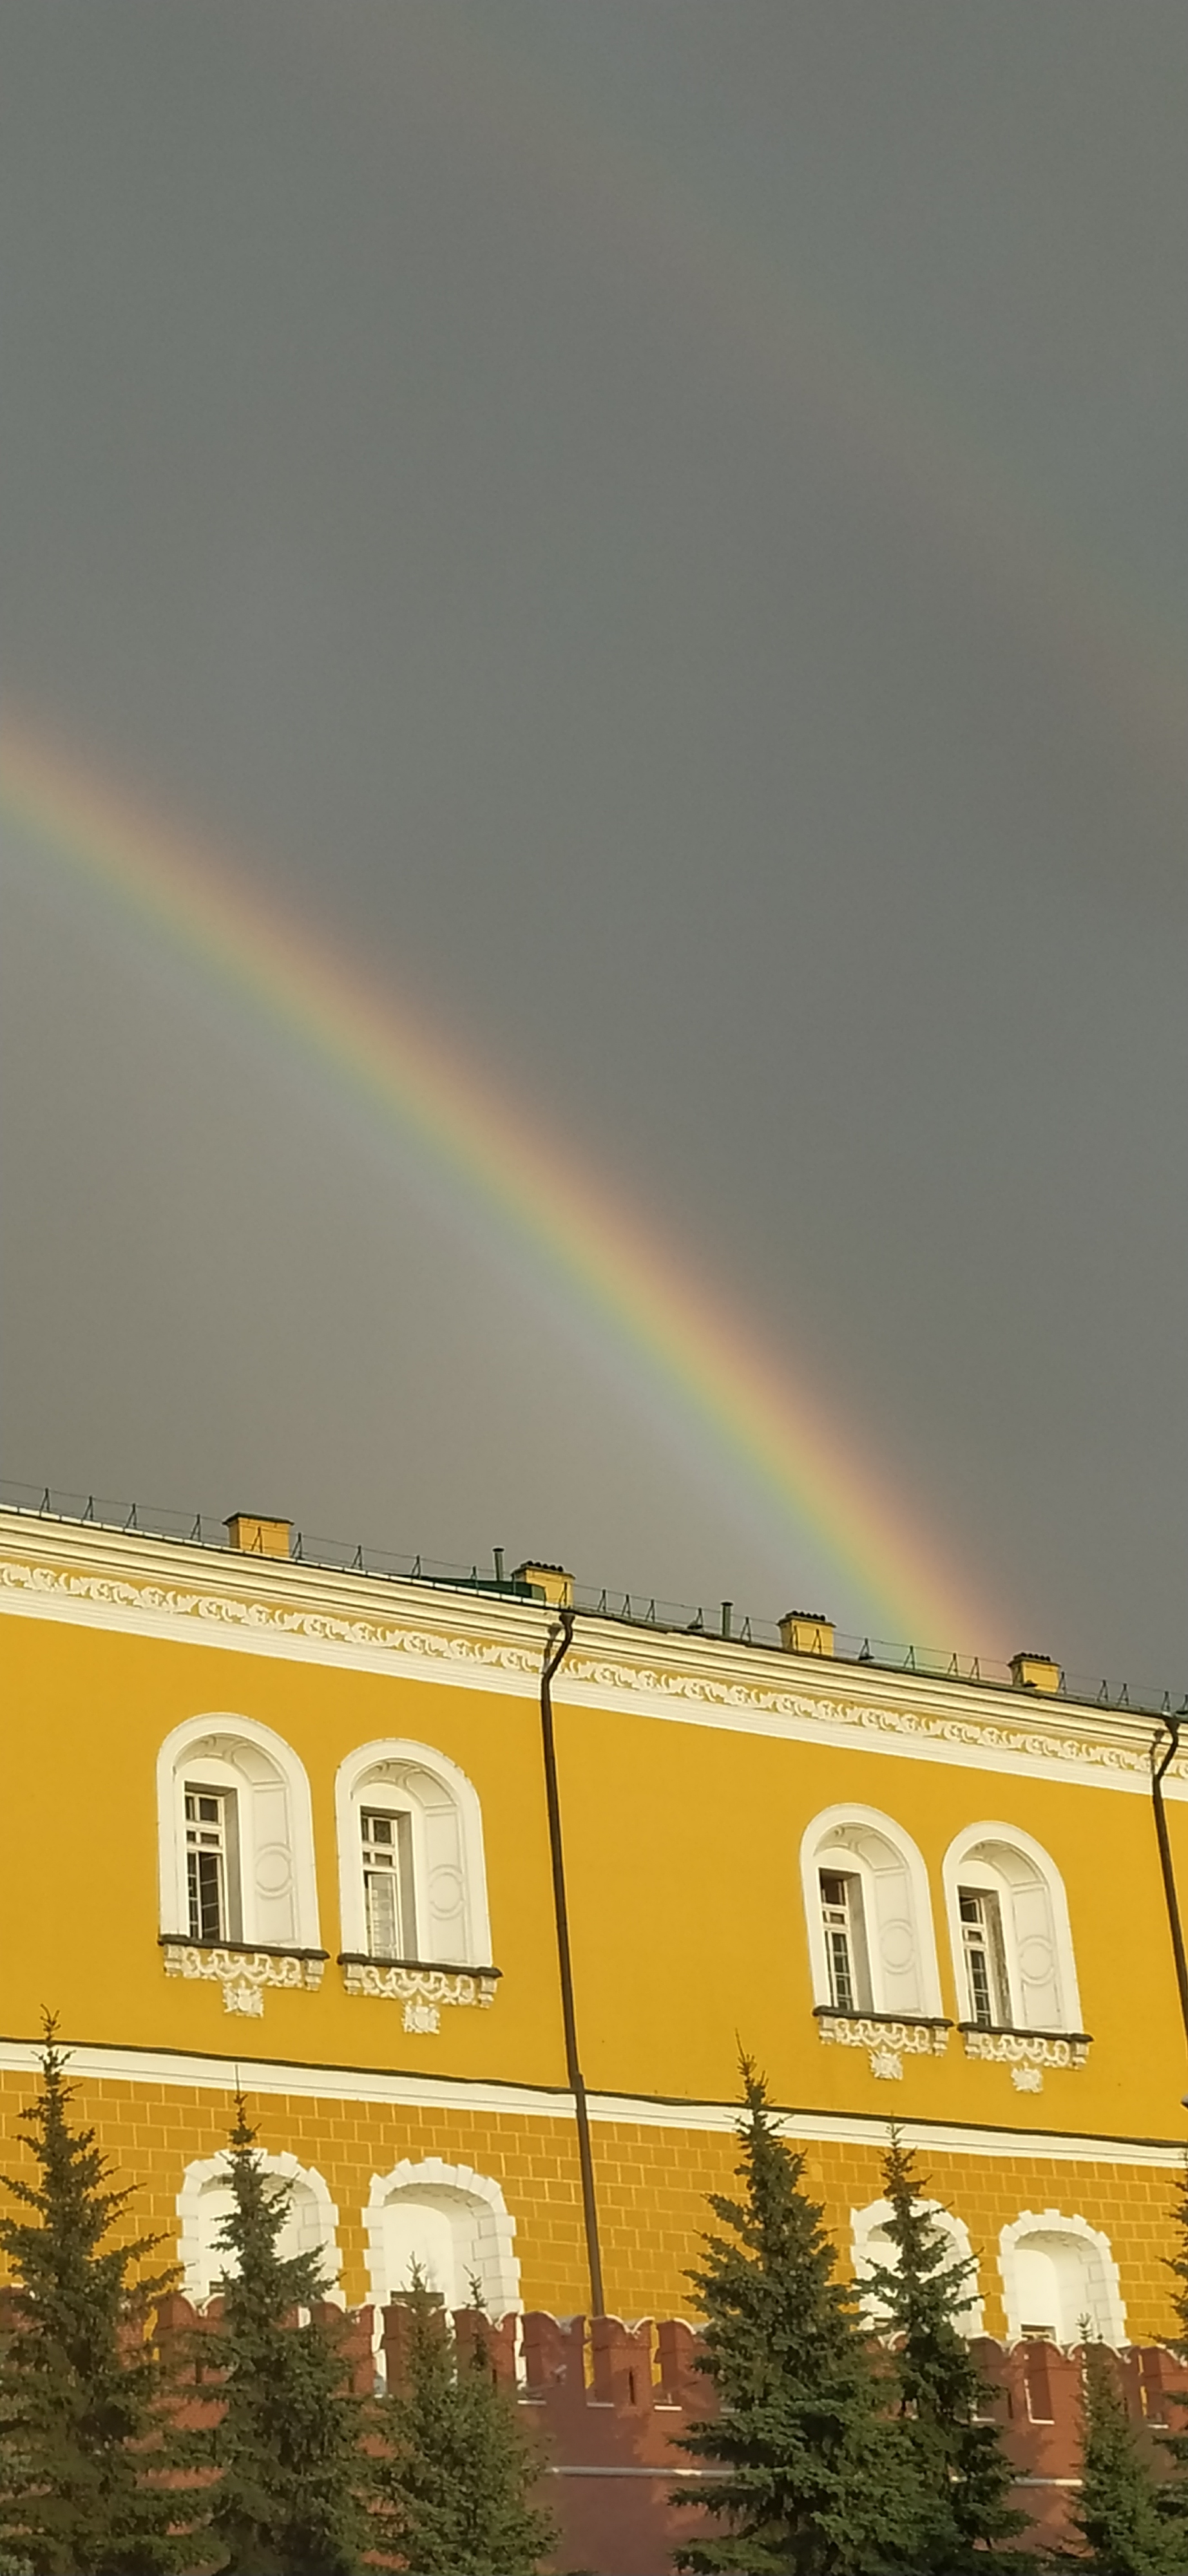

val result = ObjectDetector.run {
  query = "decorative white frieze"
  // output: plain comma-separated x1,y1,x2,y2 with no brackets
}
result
162,1943,325,2017
816,2013,950,2081
962,2028,1089,2072
340,1961,499,2034
0,1543,1165,1786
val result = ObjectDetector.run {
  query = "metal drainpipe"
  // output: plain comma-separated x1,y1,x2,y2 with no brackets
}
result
539,1606,605,2319
1152,1711,1188,2050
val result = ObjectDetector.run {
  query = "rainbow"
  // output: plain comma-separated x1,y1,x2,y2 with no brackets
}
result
0,713,1002,1649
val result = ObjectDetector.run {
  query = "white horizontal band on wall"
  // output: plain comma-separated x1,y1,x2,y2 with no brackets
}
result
0,2036,1180,2168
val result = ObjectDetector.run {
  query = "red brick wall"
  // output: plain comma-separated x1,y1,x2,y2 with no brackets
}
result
153,2297,1188,2574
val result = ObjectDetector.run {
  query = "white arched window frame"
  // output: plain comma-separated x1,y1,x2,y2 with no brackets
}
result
363,2157,521,2319
177,2151,342,2306
999,2210,1126,2347
942,1823,1081,2035
157,1714,321,1953
851,2194,984,2336
335,1740,492,1968
800,1805,943,2020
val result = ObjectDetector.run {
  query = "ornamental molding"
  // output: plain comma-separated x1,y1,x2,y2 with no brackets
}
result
0,1529,1171,1787
555,1643,1156,1780
162,1942,325,2017
340,1960,499,2033
0,1553,540,1684
818,2014,950,2081
963,2028,1090,2072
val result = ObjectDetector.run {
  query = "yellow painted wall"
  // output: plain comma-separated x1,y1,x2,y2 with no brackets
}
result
0,1613,568,2084
3,1519,1188,2344
551,1696,1186,2136
1,1590,1186,2135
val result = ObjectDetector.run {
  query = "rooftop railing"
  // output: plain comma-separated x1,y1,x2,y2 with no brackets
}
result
2,1476,1183,1725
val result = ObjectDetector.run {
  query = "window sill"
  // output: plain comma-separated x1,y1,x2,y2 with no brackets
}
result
160,1935,328,2017
337,1954,500,2033
959,2023,1091,2085
814,2008,951,2079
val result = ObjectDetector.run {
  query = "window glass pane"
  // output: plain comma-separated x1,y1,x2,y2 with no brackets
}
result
959,1886,1009,2026
820,1871,859,2013
366,1867,399,1957
186,1786,228,1942
362,1808,409,1958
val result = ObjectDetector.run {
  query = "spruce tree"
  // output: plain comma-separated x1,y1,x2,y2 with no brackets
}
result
1151,2154,1188,2561
1164,2152,1188,2353
202,2097,366,2576
673,2060,930,2575
1072,2337,1182,2575
859,2127,1028,2570
371,2269,554,2575
0,2021,195,2576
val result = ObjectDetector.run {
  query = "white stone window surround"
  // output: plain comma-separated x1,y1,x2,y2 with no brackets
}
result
177,2150,342,2307
998,2209,1126,2347
941,1821,1082,2038
334,1740,493,1969
158,1713,321,1955
363,2157,521,2319
851,2193,984,2336
801,1804,944,2022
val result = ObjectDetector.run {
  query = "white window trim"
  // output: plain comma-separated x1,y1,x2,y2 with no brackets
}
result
941,1821,1081,2034
334,1740,492,1966
851,2193,984,2336
998,2208,1126,2348
800,1804,943,2017
177,2150,341,2306
364,2156,521,2318
157,1713,321,1952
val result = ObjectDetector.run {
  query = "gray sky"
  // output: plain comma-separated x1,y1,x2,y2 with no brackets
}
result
2,1,1184,1687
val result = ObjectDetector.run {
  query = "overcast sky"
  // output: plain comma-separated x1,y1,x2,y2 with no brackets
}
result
2,2,1184,1690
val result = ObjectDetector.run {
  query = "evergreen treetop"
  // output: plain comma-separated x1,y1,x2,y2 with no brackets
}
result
1153,2153,1188,2561
859,2126,1029,2571
1073,2335,1184,2575
202,2095,367,2576
0,2019,196,2576
371,2268,554,2575
673,2059,931,2575
1164,2152,1188,2356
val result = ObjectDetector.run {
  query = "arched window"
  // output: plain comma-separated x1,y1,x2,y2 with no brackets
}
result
335,1742,492,1967
158,1715,320,1953
177,2152,341,2306
363,2159,520,2318
999,2211,1126,2347
942,1824,1080,2034
800,1806,943,2020
851,2195,983,2335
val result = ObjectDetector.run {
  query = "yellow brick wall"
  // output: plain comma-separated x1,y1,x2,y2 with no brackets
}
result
0,2068,1179,2345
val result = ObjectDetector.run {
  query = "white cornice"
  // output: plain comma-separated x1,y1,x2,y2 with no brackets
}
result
0,2032,1178,2170
0,1513,1174,1796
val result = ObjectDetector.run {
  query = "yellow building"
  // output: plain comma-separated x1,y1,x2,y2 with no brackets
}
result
1,1502,1185,2349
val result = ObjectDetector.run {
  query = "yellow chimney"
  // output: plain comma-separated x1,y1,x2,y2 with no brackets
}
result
513,1561,574,1608
1010,1650,1061,1694
779,1611,835,1658
225,1513,292,1560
